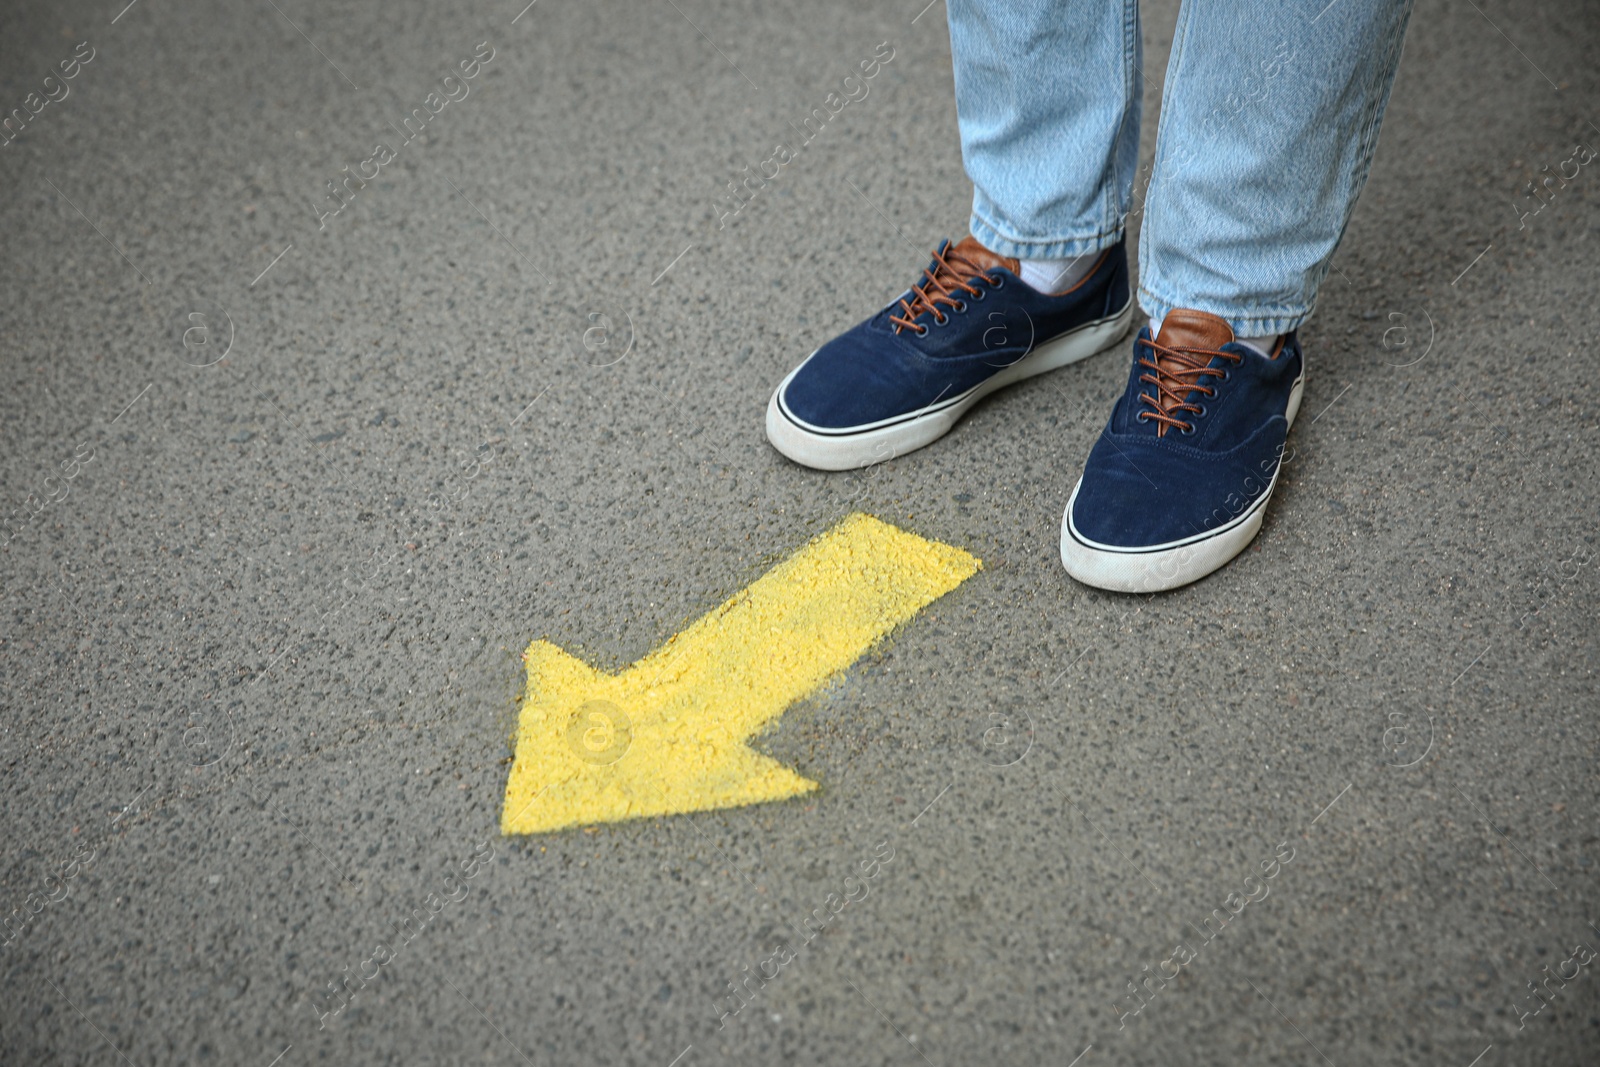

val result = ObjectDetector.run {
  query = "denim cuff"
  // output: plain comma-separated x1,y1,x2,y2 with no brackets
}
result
968,212,1124,261
1137,284,1313,338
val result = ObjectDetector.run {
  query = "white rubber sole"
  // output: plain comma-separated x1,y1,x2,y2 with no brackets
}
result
1059,372,1305,593
766,301,1135,472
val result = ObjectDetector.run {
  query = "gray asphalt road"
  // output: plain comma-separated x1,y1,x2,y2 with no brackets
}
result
3,1,1598,1065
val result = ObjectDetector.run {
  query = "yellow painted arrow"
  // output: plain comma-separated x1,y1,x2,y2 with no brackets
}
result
501,513,981,834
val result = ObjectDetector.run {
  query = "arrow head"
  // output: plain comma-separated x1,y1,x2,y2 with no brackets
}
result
501,640,820,835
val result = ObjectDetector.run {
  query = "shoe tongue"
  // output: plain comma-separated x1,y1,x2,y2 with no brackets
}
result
946,235,1019,277
1154,309,1235,351
1144,310,1236,433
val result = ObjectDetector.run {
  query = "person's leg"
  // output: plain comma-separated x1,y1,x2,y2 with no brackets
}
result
1061,1,1416,593
764,0,1141,471
949,0,1143,263
1138,1,1416,337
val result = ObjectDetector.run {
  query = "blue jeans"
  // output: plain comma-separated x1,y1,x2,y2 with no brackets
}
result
948,0,1415,336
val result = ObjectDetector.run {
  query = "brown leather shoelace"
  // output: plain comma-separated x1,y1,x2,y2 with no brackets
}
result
889,243,996,335
1136,338,1243,436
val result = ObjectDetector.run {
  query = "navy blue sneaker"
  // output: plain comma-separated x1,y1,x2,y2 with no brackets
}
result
1060,309,1305,592
766,235,1132,470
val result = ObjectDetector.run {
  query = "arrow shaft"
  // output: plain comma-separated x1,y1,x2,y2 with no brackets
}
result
628,515,979,739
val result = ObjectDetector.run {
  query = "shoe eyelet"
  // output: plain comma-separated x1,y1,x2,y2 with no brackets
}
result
1194,404,1208,418
915,325,930,337
951,301,967,314
969,288,986,302
989,274,1006,290
1180,421,1196,435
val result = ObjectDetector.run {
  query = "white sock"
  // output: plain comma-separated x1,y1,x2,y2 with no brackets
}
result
1235,334,1281,357
1018,252,1097,294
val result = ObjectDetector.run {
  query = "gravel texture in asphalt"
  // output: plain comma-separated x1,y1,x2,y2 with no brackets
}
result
2,1,1597,1065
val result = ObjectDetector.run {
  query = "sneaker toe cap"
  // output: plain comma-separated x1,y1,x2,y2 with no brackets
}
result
1069,424,1287,550
778,325,954,431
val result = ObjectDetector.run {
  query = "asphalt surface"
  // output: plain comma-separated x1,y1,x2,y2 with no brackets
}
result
2,0,1598,1065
